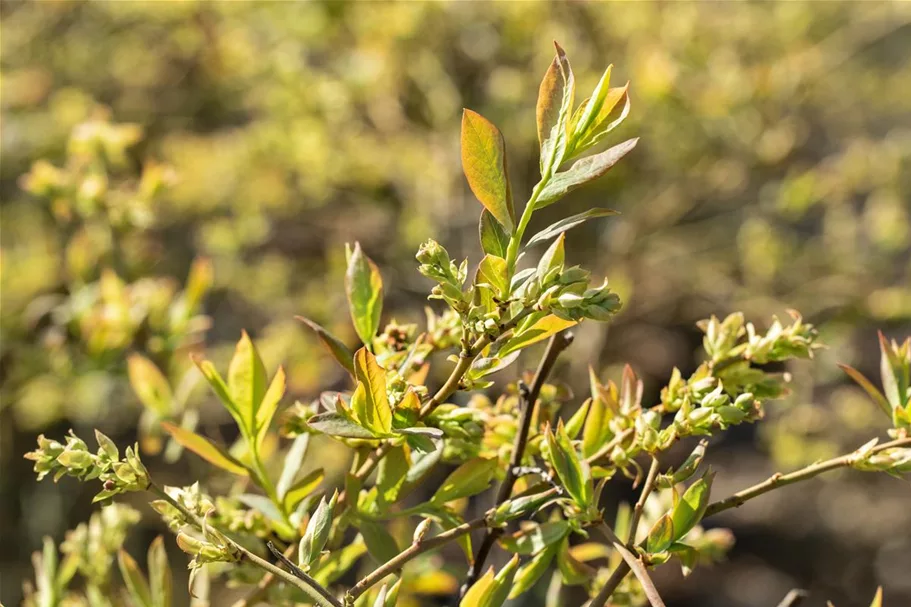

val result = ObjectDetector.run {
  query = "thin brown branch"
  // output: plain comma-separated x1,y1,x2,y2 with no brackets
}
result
346,517,487,602
627,456,661,545
611,541,666,607
704,437,911,518
459,330,574,598
775,589,809,607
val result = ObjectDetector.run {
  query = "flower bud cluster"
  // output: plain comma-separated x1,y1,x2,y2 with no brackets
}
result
416,239,469,313
25,430,150,501
60,503,141,585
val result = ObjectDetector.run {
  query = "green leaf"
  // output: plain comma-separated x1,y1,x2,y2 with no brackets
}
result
499,314,576,357
483,555,520,607
161,422,248,476
228,331,268,435
869,587,884,607
477,254,509,297
346,242,384,347
479,209,510,258
256,365,285,447
308,412,377,439
669,471,714,542
646,513,675,554
299,492,337,567
377,445,410,508
544,422,591,508
283,469,325,513
526,208,620,247
535,138,638,209
118,550,152,607
127,354,172,416
460,567,495,607
352,348,393,435
359,519,400,565
509,543,558,599
537,41,575,175
564,398,591,439
431,458,497,505
277,434,310,499
556,536,595,585
499,520,571,555
461,109,515,232
536,233,565,281
878,331,905,411
838,364,891,417
147,537,171,607
296,315,356,378
192,355,243,426
576,84,631,152
571,65,613,144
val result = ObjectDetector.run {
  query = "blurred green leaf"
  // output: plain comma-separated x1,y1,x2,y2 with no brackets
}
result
127,354,172,416
161,422,248,476
430,458,497,505
296,316,356,378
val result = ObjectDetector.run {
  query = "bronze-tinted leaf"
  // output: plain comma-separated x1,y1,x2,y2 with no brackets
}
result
461,109,514,232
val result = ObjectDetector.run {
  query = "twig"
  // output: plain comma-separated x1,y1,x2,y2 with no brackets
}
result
585,427,635,464
335,309,535,513
459,330,574,598
149,483,342,607
611,541,666,607
704,437,911,518
776,589,809,607
346,517,487,602
627,456,661,545
230,543,295,607
589,560,631,607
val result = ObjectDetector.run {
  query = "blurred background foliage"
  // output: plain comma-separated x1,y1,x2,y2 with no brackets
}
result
1,1,910,606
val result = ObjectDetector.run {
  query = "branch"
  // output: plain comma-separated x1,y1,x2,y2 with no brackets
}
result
776,589,809,607
149,483,342,607
346,517,487,602
459,330,574,598
611,541,666,607
230,543,295,607
627,456,661,544
704,437,911,518
335,309,535,513
585,427,635,464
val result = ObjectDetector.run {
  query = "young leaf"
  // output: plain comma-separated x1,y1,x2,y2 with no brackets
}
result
669,471,714,542
299,492,338,567
483,555,520,607
535,138,639,209
536,233,565,281
461,109,515,232
127,354,173,416
499,520,571,555
509,543,559,599
460,567,495,607
352,348,393,435
431,458,497,505
564,398,591,439
277,434,310,499
869,587,883,607
538,41,575,175
477,254,509,297
228,331,268,434
346,242,384,347
192,356,243,426
307,412,377,439
296,315,356,378
479,209,510,258
161,422,248,476
576,84,631,152
571,65,613,144
838,364,891,417
544,422,591,508
556,536,595,585
118,550,152,607
283,469,325,513
499,314,576,357
526,208,620,247
646,513,675,554
148,536,171,607
256,365,285,447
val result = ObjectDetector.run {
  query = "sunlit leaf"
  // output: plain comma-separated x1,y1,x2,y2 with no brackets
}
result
477,254,508,297
483,555,519,607
461,109,514,232
499,314,576,357
296,315,356,378
127,354,172,416
509,543,558,599
556,536,595,585
646,513,675,554
479,209,510,258
536,138,638,208
359,519,400,565
499,520,571,555
526,208,620,247
377,445,410,508
460,567,494,607
431,458,497,505
346,242,384,347
300,492,337,567
352,348,392,435
118,550,152,607
277,434,310,500
307,412,377,439
669,471,714,542
283,469,325,512
537,41,575,175
161,422,248,476
256,365,285,447
228,331,268,434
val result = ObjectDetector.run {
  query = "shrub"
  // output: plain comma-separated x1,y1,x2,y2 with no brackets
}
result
23,44,909,607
